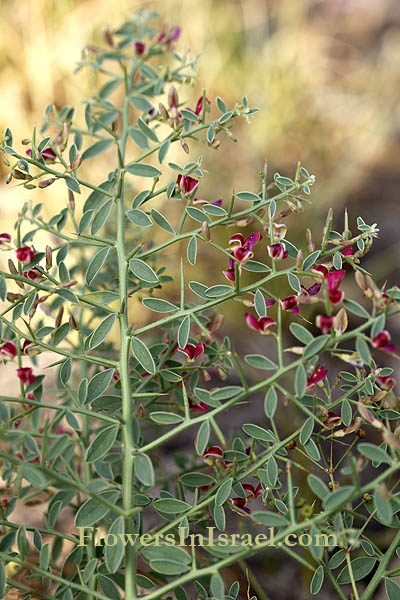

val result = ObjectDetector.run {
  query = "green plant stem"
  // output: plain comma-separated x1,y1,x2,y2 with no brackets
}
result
345,551,360,600
361,530,400,600
118,88,137,600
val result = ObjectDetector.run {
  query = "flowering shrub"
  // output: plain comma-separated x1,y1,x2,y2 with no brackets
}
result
0,10,399,600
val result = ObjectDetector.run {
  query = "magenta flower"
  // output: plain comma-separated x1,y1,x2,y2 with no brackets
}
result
316,314,335,333
195,96,211,116
341,246,353,256
0,341,17,358
327,269,345,304
307,364,328,388
170,26,181,41
134,42,146,55
189,399,209,412
229,232,261,263
23,268,42,281
16,246,34,264
26,147,56,162
267,242,288,260
311,264,329,278
245,313,276,334
371,330,397,354
376,374,396,390
223,258,236,282
281,295,300,314
177,174,199,194
22,340,34,354
242,483,263,499
0,233,11,246
203,445,224,465
181,342,204,361
16,367,36,385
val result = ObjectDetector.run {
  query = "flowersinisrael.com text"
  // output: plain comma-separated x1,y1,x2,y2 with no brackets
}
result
77,527,340,548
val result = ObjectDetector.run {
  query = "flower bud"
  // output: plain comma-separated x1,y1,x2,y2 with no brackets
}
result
180,138,189,154
168,85,179,109
306,228,314,251
7,292,23,301
69,314,79,330
68,189,75,212
138,403,145,418
201,221,211,240
334,307,348,335
272,222,287,240
296,249,303,270
70,154,82,171
104,26,114,47
158,102,170,121
46,245,53,270
55,306,64,329
21,138,31,145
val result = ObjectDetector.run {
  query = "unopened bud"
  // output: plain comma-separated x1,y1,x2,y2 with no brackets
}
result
6,171,13,184
68,189,75,212
296,249,303,270
104,26,114,47
55,306,64,329
334,307,348,335
70,154,82,171
38,178,56,188
69,314,79,330
21,138,31,145
306,228,314,251
168,85,179,109
60,122,69,150
363,493,373,504
45,245,53,270
201,221,211,240
158,102,169,121
138,403,145,418
60,280,77,287
2,155,10,167
180,138,189,154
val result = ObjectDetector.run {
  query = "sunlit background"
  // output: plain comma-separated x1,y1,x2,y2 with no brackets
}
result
1,1,399,597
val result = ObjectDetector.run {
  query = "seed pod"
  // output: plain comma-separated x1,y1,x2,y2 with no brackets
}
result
38,178,56,188
7,292,23,301
168,85,179,109
13,169,31,181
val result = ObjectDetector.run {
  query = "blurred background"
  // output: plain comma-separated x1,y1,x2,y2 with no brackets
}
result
1,1,400,598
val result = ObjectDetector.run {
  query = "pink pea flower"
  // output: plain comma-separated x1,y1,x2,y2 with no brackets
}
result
26,147,57,162
134,42,146,55
281,295,301,314
245,313,276,334
203,445,224,466
16,367,36,385
231,497,251,514
376,374,396,390
341,246,353,256
223,258,236,282
316,315,335,333
181,342,204,361
372,330,397,354
0,341,17,358
0,233,11,246
242,483,263,499
23,268,42,281
16,246,34,264
177,174,199,194
195,96,211,116
306,365,328,388
267,242,288,260
189,399,209,412
311,264,329,278
327,269,345,304
229,232,261,263
170,27,181,41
